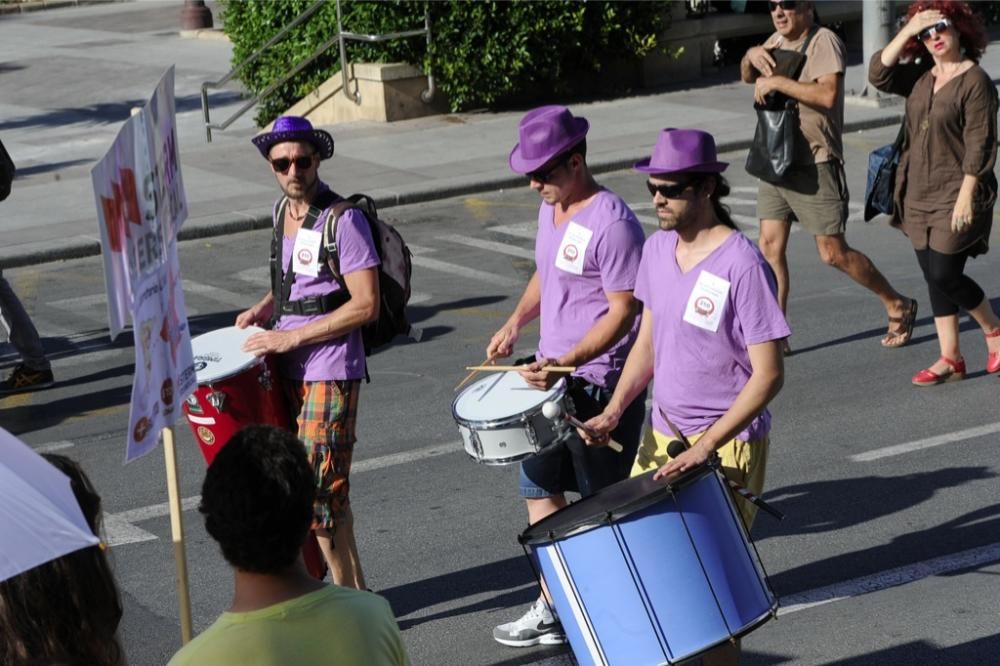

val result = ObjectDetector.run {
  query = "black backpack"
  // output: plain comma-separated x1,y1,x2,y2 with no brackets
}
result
270,192,413,355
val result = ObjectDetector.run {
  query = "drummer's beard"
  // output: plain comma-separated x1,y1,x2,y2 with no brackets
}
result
281,171,319,203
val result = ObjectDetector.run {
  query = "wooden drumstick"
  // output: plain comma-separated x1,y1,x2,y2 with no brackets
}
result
542,401,623,453
464,364,577,373
455,357,492,392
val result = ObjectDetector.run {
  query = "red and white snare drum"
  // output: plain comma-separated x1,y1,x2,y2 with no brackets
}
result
181,325,326,580
182,326,289,464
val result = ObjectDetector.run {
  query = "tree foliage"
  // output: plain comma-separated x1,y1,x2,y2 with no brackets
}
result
220,0,672,125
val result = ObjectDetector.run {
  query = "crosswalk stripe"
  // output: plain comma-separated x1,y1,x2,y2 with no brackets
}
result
181,280,250,309
437,234,534,260
411,256,523,288
487,222,536,240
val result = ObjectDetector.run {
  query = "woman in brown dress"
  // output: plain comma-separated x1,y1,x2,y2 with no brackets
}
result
869,0,1000,386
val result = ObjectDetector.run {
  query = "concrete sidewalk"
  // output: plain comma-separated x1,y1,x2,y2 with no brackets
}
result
5,0,987,270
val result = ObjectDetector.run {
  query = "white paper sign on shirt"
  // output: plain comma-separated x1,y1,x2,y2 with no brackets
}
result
91,67,195,463
683,270,731,333
554,221,593,275
291,228,323,277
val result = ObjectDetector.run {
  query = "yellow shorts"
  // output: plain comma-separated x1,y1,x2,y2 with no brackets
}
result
631,428,769,528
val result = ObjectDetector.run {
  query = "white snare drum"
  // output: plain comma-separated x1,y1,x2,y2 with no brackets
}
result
452,371,567,465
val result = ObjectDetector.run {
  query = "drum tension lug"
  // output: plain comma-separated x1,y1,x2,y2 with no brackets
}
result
207,390,226,411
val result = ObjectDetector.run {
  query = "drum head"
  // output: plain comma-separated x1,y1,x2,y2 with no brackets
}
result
520,466,712,545
452,371,564,423
191,326,265,383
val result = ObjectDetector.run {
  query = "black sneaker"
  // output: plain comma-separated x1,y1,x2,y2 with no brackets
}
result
493,599,567,647
0,364,54,396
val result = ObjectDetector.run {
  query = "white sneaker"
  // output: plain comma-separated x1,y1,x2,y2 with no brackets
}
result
493,599,567,647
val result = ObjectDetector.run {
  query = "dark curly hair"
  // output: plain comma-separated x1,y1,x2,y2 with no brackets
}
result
200,425,315,574
0,455,124,666
902,1,988,63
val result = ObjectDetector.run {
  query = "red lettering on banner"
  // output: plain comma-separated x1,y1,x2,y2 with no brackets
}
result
99,168,142,253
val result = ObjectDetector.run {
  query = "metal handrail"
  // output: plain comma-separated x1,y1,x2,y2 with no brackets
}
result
200,0,433,143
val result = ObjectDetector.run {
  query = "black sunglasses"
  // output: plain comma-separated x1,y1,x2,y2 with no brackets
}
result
646,180,694,199
270,155,316,174
527,154,571,184
769,0,798,11
918,19,950,42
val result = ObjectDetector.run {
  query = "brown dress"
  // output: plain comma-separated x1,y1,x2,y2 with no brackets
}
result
868,52,997,255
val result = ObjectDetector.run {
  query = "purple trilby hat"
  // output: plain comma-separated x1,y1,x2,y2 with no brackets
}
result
508,105,589,174
251,116,335,160
634,128,728,175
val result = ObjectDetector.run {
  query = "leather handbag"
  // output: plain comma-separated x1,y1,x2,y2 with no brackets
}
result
745,98,799,183
863,124,905,222
0,137,14,202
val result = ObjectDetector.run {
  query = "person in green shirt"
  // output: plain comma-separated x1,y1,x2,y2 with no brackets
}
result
169,425,409,666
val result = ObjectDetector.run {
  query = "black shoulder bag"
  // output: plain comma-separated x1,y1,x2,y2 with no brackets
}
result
744,28,818,183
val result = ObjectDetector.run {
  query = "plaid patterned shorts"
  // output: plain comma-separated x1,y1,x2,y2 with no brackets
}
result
284,379,360,531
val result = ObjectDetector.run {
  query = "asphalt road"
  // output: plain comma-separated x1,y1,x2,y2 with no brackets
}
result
4,126,1000,665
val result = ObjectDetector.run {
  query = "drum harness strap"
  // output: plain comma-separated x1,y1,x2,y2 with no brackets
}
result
270,190,355,319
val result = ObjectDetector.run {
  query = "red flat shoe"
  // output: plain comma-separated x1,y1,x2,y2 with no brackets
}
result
912,356,966,387
986,329,1000,375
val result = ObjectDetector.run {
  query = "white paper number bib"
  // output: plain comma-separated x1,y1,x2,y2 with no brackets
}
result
291,228,323,277
554,221,593,275
683,270,730,333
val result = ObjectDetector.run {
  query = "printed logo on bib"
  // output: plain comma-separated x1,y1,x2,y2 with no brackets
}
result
554,221,593,275
683,270,731,333
291,228,323,277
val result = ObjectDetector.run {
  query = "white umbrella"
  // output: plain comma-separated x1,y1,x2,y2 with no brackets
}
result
0,426,99,583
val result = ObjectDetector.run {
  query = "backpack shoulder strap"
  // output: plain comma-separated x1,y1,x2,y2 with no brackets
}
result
270,196,289,322
322,199,363,287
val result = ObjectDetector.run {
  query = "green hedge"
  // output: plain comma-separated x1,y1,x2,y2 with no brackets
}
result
220,0,672,126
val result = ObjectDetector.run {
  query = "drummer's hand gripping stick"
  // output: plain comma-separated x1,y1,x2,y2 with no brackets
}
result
542,401,623,453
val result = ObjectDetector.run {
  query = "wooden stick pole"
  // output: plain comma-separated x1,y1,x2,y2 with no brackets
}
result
162,425,194,644
464,365,577,373
454,357,492,392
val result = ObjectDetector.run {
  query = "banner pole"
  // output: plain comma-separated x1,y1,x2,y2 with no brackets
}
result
162,425,194,644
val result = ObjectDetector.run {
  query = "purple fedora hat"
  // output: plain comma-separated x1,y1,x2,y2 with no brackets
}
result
251,116,335,160
509,105,589,174
634,128,728,175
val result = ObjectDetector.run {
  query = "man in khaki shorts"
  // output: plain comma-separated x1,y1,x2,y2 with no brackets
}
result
741,0,916,353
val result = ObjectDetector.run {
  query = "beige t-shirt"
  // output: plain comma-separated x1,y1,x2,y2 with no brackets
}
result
764,26,845,164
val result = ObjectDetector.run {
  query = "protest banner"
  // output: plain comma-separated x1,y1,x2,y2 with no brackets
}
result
91,67,196,643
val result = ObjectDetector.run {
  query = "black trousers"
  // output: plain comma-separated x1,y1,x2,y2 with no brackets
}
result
914,247,985,317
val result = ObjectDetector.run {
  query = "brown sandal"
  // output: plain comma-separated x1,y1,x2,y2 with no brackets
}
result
881,298,918,348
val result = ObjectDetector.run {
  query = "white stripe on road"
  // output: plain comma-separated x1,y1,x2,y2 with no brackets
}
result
436,234,534,260
849,421,1000,462
778,541,1000,615
31,440,75,453
487,222,536,240
181,280,251,309
103,441,463,547
411,256,523,288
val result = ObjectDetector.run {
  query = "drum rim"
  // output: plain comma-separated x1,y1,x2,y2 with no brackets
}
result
671,603,777,663
518,466,714,545
196,353,268,384
451,379,566,428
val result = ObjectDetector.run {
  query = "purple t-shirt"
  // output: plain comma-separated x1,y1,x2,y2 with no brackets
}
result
535,189,645,389
275,192,380,381
635,230,790,440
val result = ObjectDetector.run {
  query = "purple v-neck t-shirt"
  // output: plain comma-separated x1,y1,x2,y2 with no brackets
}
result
635,230,790,440
535,189,645,389
275,189,380,381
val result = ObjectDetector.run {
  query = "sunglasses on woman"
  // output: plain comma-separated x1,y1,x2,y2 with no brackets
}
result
269,155,316,174
769,0,798,11
918,18,950,42
646,180,694,199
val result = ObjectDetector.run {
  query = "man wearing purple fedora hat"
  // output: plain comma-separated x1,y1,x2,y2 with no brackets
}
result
235,116,380,591
741,0,916,353
488,105,646,648
582,128,788,665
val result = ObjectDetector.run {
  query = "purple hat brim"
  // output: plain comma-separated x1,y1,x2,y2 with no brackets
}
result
508,117,589,174
252,128,335,160
632,159,729,175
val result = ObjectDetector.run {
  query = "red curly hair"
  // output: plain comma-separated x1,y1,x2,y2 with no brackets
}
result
901,1,988,62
